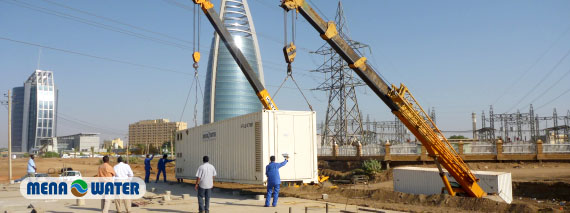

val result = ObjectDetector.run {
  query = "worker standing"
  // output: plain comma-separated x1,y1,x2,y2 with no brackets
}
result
27,154,36,177
195,156,216,213
114,156,134,213
155,154,174,183
97,155,115,213
144,154,155,183
264,155,289,207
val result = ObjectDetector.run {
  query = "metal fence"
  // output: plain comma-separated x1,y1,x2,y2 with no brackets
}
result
543,143,570,153
338,145,357,156
318,145,333,156
503,142,536,154
464,142,496,154
362,144,385,156
317,142,570,157
391,143,420,155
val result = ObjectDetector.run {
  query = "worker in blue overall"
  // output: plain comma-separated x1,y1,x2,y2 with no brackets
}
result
144,154,154,183
155,154,174,183
265,155,289,207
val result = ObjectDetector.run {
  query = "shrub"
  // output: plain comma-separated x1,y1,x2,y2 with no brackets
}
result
362,159,382,174
43,152,60,158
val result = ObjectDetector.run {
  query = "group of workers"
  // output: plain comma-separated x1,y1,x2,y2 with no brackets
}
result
97,155,135,213
143,154,174,183
25,152,289,213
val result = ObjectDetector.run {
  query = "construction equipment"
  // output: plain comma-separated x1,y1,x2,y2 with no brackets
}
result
193,0,278,111
193,0,485,198
280,0,486,198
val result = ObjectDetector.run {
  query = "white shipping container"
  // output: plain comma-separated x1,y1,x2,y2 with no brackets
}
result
175,110,318,185
393,167,512,204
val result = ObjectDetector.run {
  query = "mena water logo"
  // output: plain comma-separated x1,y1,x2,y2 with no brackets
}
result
70,179,88,197
20,177,146,199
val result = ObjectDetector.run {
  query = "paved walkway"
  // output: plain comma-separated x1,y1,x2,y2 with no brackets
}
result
0,182,399,213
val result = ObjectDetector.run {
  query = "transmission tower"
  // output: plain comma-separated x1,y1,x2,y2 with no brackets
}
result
312,1,367,146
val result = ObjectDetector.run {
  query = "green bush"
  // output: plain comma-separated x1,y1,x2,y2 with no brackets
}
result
43,152,60,158
362,159,382,174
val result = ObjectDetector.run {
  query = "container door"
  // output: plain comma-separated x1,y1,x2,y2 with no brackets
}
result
292,114,313,179
275,113,297,180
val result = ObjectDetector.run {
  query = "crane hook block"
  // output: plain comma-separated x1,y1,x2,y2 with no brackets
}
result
193,0,213,10
349,57,367,71
193,52,201,64
283,42,296,63
320,21,338,40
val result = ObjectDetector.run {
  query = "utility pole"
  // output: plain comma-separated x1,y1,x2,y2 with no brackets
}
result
7,90,13,183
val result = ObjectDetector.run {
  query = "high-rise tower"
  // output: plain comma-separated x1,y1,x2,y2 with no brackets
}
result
203,0,264,124
11,70,58,152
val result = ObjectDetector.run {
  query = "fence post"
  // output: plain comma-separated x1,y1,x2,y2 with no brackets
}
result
332,142,338,157
419,143,429,162
384,141,391,168
458,140,464,155
536,139,543,162
496,139,503,161
356,142,362,157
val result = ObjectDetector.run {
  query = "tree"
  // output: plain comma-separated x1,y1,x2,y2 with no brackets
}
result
448,135,468,139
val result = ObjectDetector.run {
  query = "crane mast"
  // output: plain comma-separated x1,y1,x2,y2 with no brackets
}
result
193,0,278,111
281,0,486,198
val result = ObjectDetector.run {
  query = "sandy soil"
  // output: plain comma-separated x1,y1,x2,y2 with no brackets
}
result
2,157,569,212
0,157,178,182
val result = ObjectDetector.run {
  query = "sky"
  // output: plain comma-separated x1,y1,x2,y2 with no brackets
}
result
1,0,570,148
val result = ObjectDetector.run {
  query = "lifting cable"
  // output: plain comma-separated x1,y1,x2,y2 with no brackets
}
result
191,3,202,126
274,9,313,111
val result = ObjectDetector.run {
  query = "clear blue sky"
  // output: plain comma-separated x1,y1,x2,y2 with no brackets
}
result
1,0,569,147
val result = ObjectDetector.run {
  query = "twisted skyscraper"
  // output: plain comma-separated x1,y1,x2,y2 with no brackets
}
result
203,0,264,124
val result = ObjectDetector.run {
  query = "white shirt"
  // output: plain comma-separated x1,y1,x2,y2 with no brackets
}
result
27,159,36,173
196,162,217,189
113,162,133,179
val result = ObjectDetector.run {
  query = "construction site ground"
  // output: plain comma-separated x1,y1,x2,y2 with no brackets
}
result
1,157,569,212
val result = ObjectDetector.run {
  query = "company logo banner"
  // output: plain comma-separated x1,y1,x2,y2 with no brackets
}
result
20,177,146,199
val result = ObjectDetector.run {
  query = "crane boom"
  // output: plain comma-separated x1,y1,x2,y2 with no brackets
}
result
281,0,486,198
193,0,278,111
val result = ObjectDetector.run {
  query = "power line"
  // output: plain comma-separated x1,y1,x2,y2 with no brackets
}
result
491,24,570,106
2,0,202,51
523,66,570,107
535,86,570,111
41,0,196,46
0,36,190,75
504,46,570,113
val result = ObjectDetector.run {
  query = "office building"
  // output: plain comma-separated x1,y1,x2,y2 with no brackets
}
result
128,119,187,148
39,133,100,153
203,0,264,124
11,70,58,152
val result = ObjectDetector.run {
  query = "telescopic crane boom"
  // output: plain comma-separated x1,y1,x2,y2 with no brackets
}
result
193,0,278,111
280,0,486,198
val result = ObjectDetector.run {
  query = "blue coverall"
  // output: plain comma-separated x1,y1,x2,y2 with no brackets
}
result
144,155,154,183
155,158,174,183
265,159,288,207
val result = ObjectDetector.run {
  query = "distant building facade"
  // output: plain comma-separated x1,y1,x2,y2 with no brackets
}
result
128,119,187,148
38,133,100,153
11,70,58,152
202,0,264,124
102,138,124,150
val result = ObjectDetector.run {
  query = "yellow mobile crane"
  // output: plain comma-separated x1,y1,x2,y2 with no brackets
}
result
193,0,486,197
280,0,486,198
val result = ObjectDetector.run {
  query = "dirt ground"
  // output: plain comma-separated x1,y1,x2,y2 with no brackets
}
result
2,157,569,212
0,156,179,182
